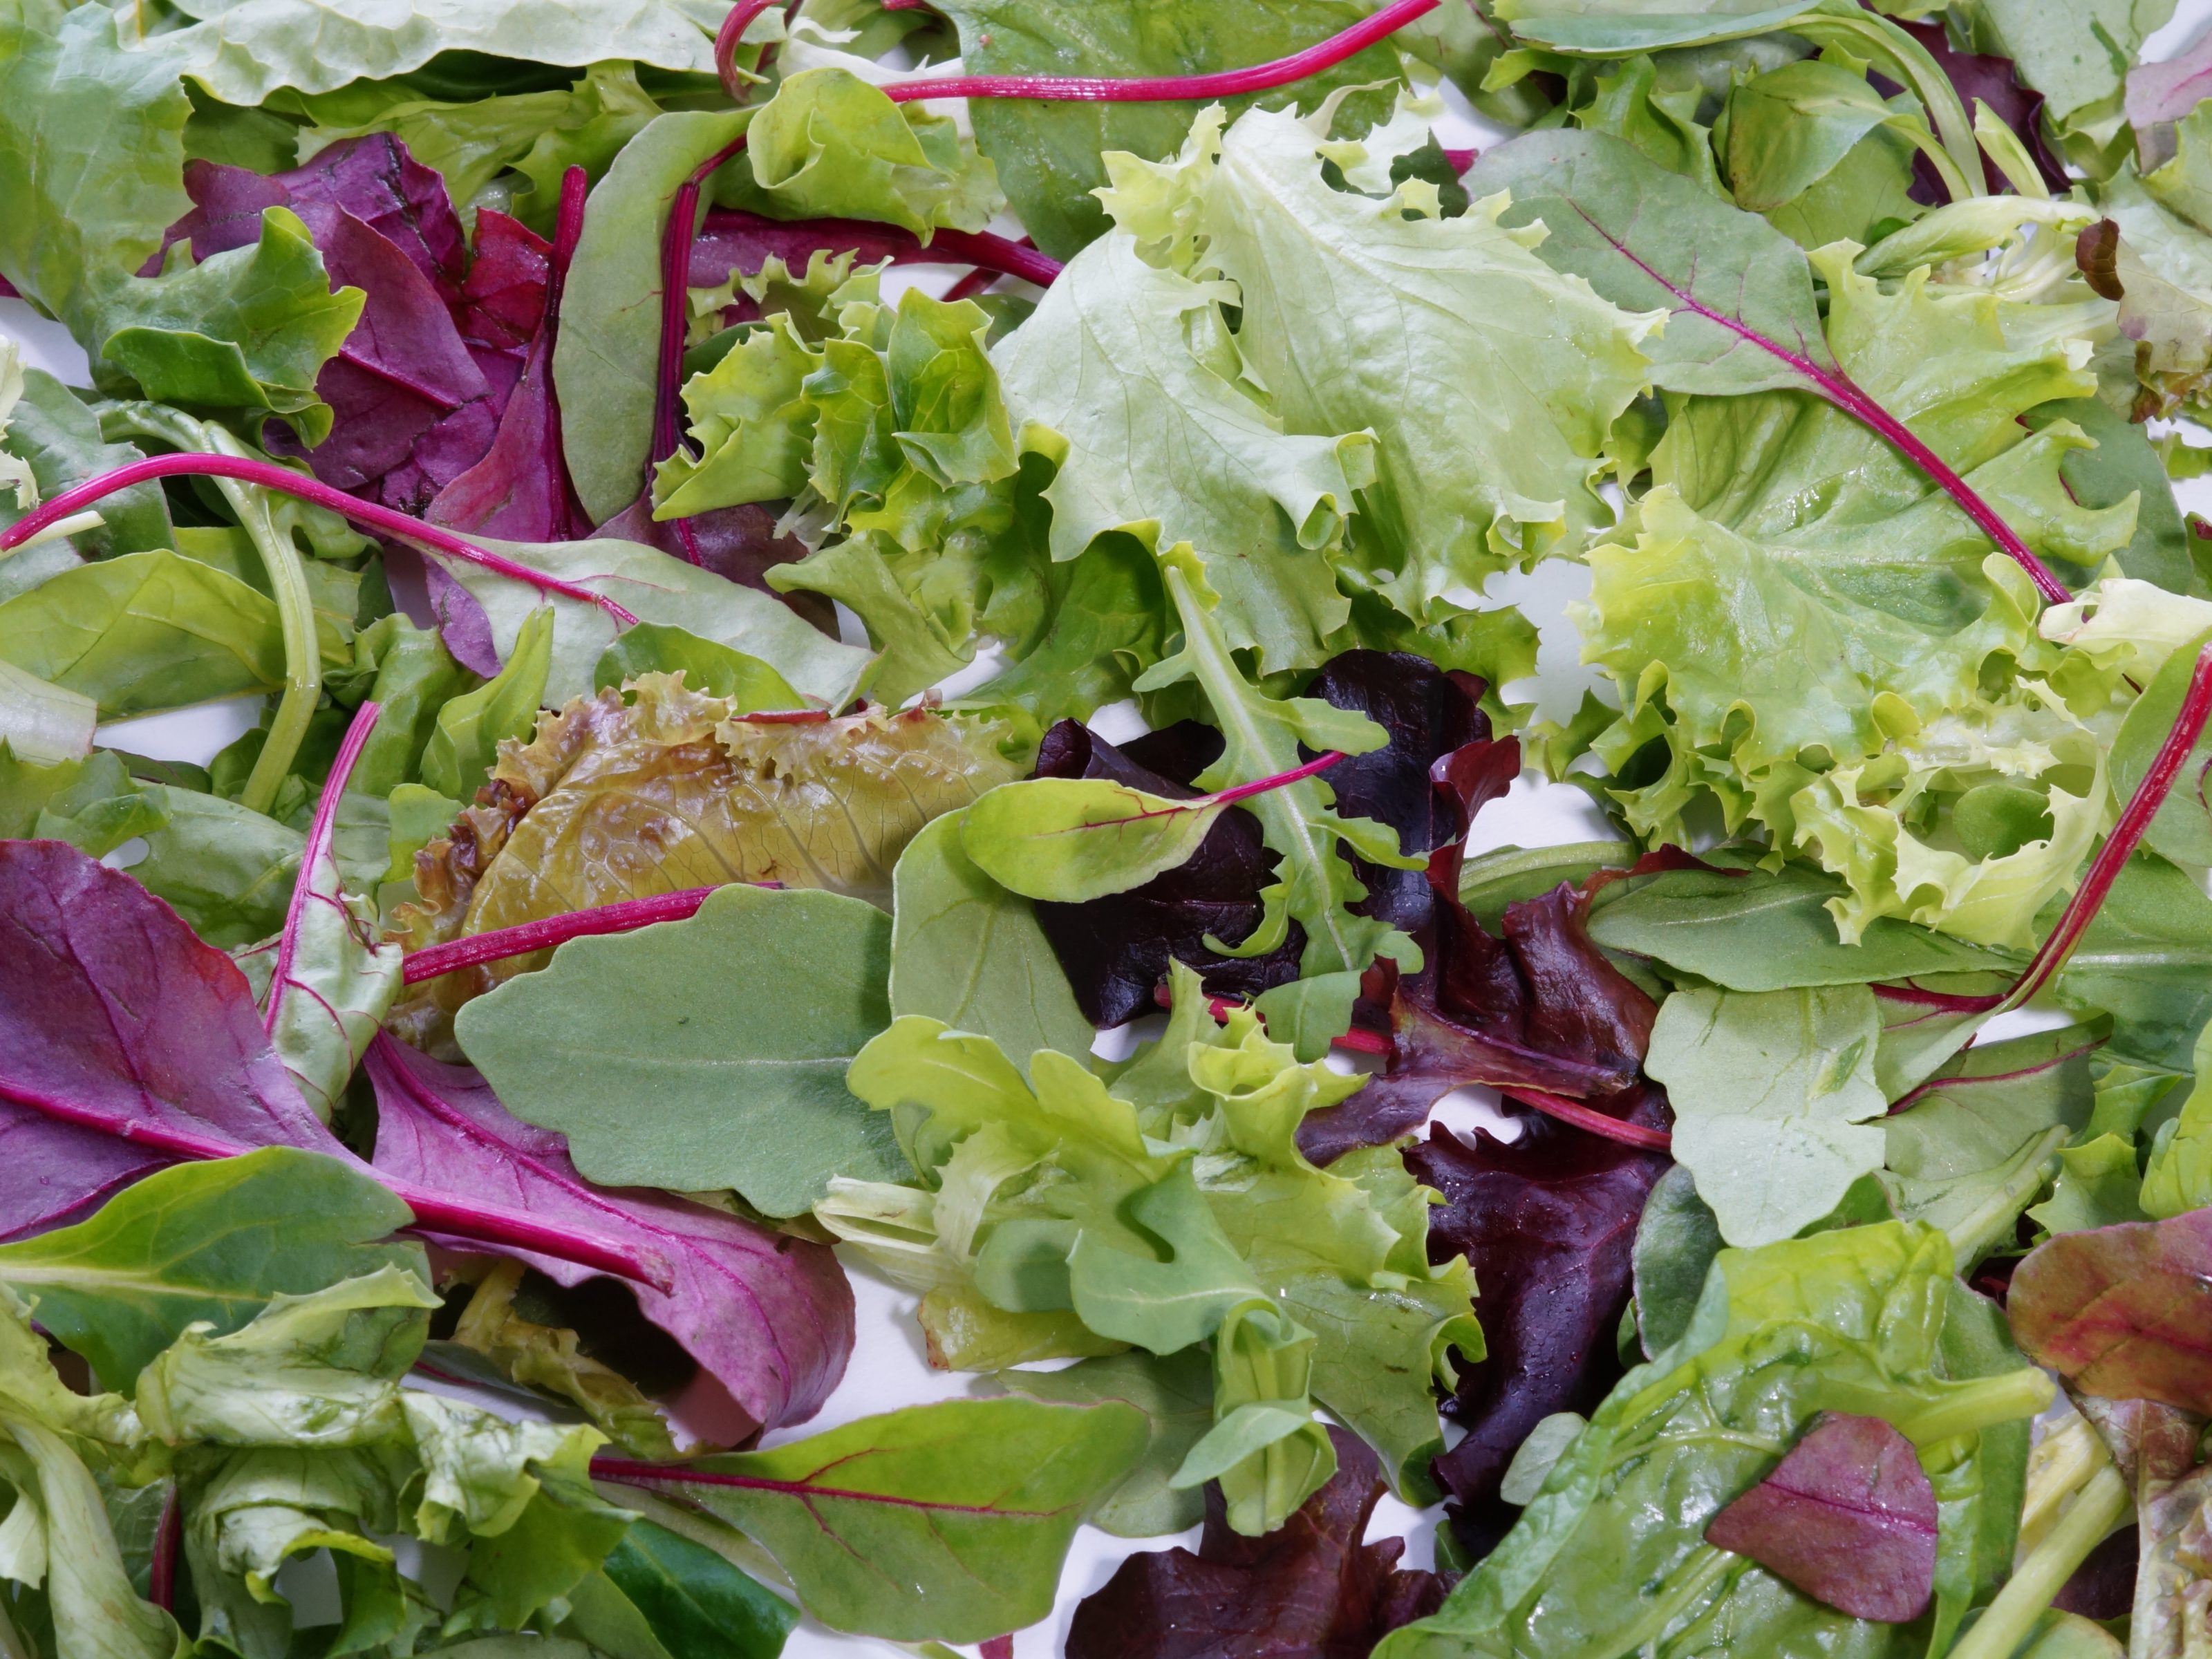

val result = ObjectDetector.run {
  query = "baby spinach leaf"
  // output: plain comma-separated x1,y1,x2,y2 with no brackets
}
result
998,1348,1214,1538
890,811,1093,1076
1644,984,1890,1248
0,549,286,718
455,883,908,1217
581,1519,796,1659
1632,1165,1724,1361
1378,1222,2050,1659
592,624,805,712
599,1396,1146,1642
0,1148,419,1394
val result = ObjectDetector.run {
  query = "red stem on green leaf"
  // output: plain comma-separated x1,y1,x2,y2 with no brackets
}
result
402,885,727,983
265,700,383,1037
1875,640,2212,1014
0,456,640,624
1569,205,2072,606
592,1455,1013,1512
148,1488,181,1612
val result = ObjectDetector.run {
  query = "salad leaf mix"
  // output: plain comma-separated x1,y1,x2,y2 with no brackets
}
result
12,0,2212,1653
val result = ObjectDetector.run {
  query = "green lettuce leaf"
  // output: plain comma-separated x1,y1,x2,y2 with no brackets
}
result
1100,100,1658,613
0,1420,185,1659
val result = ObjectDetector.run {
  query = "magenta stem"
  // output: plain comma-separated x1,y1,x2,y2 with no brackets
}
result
1873,641,2212,1014
148,1488,181,1612
383,1173,673,1291
654,135,754,555
0,455,640,624
402,885,723,983
700,210,1064,288
1568,204,2072,605
266,700,383,1038
1886,1034,2106,1114
877,0,1440,105
715,0,784,102
1206,748,1345,808
1500,1087,1672,1152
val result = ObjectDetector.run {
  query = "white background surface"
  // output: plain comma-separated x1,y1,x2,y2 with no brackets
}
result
12,5,2212,1651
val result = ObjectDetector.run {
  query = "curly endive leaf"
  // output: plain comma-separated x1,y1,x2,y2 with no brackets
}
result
393,676,1024,1037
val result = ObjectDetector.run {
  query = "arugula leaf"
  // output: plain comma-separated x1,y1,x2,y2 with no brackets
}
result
455,883,907,1217
1136,554,1418,978
1103,102,1658,614
601,1396,1145,1641
1377,1222,2050,1659
0,549,286,719
1588,861,2017,991
0,1149,419,1394
1644,984,1890,1248
890,810,1094,1076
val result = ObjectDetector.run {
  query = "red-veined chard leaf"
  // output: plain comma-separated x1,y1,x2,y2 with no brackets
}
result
594,1396,1146,1641
2008,1207,2212,1415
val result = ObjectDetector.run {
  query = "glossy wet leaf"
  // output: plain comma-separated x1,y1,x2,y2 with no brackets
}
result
964,775,1228,903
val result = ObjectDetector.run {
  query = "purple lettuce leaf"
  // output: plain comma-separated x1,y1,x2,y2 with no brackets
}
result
1030,652,1512,1028
0,839,666,1289
1703,1412,1940,1623
1403,1108,1671,1554
1031,718,1304,1027
366,1035,854,1439
1065,1426,1450,1659
1295,877,1659,1164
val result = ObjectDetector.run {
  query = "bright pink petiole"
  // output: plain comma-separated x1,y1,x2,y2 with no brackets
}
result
403,885,725,983
0,454,641,624
1875,640,2212,1014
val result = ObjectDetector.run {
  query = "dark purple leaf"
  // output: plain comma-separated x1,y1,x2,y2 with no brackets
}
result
1065,1426,1449,1659
1404,1113,1669,1548
2052,1524,2140,1620
452,209,551,406
1703,1412,1939,1623
366,1036,853,1440
1894,21,2069,196
1296,877,1658,1163
0,840,669,1289
276,134,468,304
1029,653,1514,1028
1031,719,1304,1027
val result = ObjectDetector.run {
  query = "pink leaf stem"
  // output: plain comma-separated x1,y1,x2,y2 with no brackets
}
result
402,885,724,983
591,1456,1011,1513
655,135,755,565
148,1488,181,1612
874,0,1441,106
1571,203,2070,605
265,700,384,1036
0,454,640,624
1498,1087,1673,1152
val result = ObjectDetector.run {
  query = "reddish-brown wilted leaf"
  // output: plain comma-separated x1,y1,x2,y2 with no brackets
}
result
2009,1211,2212,1413
1704,1412,1938,1622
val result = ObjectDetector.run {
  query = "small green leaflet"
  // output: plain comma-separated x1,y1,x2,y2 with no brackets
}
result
456,883,909,1217
572,1519,796,1659
592,624,805,712
603,1396,1146,1642
964,776,1235,902
421,606,554,803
